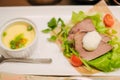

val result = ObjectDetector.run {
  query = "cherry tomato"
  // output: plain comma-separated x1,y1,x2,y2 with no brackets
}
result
103,14,114,27
70,55,82,67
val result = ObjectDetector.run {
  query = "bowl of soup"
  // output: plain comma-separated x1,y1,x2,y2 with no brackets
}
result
0,18,38,58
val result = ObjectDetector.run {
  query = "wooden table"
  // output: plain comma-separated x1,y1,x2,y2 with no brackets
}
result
0,72,120,80
0,0,116,6
0,0,79,6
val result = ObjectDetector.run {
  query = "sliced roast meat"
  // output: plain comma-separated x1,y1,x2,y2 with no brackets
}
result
68,18,113,60
69,18,96,34
68,18,95,41
101,34,111,42
68,33,74,41
74,32,112,60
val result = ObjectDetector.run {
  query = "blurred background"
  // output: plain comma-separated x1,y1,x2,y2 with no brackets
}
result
0,0,119,6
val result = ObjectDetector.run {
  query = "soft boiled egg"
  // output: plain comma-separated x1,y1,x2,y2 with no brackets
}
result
82,31,102,51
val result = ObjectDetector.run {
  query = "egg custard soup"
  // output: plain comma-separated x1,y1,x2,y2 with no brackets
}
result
2,21,35,50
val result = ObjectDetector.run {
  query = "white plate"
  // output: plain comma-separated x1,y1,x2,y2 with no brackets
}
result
0,6,120,76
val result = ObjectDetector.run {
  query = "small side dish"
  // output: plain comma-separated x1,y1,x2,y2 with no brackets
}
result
0,18,37,58
2,21,35,49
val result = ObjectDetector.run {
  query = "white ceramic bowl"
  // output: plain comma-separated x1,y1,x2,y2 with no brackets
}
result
0,18,38,58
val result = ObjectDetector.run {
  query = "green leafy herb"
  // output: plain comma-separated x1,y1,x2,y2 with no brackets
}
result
43,17,78,58
48,18,57,30
2,32,7,37
27,25,33,31
71,11,86,24
10,34,27,49
58,18,65,27
15,34,24,41
42,28,51,33
42,17,66,34
10,44,16,49
48,35,57,42
10,40,16,45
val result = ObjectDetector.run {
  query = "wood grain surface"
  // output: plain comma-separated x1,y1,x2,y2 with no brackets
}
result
0,0,76,6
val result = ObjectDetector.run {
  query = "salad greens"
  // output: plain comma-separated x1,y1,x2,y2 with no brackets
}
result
72,11,120,72
42,17,79,57
72,11,86,24
88,37,120,72
42,17,66,41
72,11,107,34
42,11,120,72
42,17,92,70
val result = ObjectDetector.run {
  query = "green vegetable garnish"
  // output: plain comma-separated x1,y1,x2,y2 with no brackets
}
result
10,40,16,45
42,17,66,42
15,34,23,41
42,17,65,33
42,18,57,33
2,32,7,37
48,17,57,30
48,35,57,42
72,11,86,24
10,45,16,49
42,28,51,33
10,34,27,49
27,25,33,31
57,18,65,27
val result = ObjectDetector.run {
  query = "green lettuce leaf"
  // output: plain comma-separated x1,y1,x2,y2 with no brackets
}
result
87,52,113,72
87,37,120,72
87,14,107,34
110,37,120,69
71,11,107,34
71,11,86,24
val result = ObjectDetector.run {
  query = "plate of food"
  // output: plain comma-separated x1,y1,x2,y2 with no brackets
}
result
0,0,120,76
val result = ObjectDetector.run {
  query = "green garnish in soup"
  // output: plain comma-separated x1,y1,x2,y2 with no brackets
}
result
10,34,27,49
27,25,33,31
2,32,7,37
2,21,35,49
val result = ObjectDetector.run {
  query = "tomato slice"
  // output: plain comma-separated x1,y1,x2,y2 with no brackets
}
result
103,14,114,27
70,55,82,67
